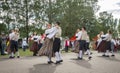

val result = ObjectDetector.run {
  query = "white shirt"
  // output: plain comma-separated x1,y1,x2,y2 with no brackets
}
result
9,32,15,40
111,39,116,45
32,35,39,42
76,31,82,40
46,27,57,39
102,33,112,41
116,40,120,45
22,40,28,46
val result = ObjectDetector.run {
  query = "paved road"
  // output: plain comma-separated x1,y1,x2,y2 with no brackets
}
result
0,51,120,73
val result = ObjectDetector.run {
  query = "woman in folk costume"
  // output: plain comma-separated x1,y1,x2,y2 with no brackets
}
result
30,32,39,56
38,24,57,64
53,22,63,64
102,30,112,57
73,28,81,53
96,31,107,55
115,38,120,50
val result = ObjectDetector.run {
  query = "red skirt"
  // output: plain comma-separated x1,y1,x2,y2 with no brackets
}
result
30,42,38,52
96,40,107,52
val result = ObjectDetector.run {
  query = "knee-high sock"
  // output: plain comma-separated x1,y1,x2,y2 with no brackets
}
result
55,52,60,61
11,52,14,57
106,50,109,55
111,50,114,55
79,50,83,58
9,53,12,57
47,56,51,62
16,51,20,56
87,50,91,57
59,51,62,60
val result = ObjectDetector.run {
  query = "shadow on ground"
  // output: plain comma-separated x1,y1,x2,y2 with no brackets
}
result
97,56,120,62
70,58,92,69
29,63,57,73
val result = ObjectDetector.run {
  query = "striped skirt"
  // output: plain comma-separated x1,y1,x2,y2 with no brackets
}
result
72,40,79,53
38,38,54,57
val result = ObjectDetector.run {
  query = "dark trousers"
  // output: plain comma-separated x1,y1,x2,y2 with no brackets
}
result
10,40,18,52
53,38,61,52
79,40,86,50
0,43,4,55
65,46,68,52
86,42,90,51
106,41,111,51
1,44,6,54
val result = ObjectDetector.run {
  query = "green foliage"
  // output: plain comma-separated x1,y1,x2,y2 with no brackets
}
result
0,0,119,39
0,23,7,34
97,11,119,38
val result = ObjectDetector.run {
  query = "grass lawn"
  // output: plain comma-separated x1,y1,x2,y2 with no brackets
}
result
0,49,33,58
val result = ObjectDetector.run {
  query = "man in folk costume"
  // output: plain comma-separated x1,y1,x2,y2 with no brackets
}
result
53,22,63,64
38,24,57,64
9,28,20,58
78,27,91,60
102,30,112,57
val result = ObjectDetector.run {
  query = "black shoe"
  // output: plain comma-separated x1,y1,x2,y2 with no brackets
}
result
105,55,109,57
88,56,92,60
48,61,54,64
17,56,20,58
59,60,63,62
55,61,60,64
33,54,37,56
111,54,115,57
90,52,93,55
9,56,15,59
102,54,106,57
78,57,82,60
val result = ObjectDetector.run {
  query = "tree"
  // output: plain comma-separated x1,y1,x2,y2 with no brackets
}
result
97,11,118,38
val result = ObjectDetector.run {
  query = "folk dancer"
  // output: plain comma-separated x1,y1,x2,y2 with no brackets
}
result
53,22,63,64
78,27,91,60
38,24,57,64
73,28,81,53
30,32,39,56
9,28,20,58
102,30,112,57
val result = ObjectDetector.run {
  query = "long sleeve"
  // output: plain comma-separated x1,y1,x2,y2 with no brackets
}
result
46,27,57,39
